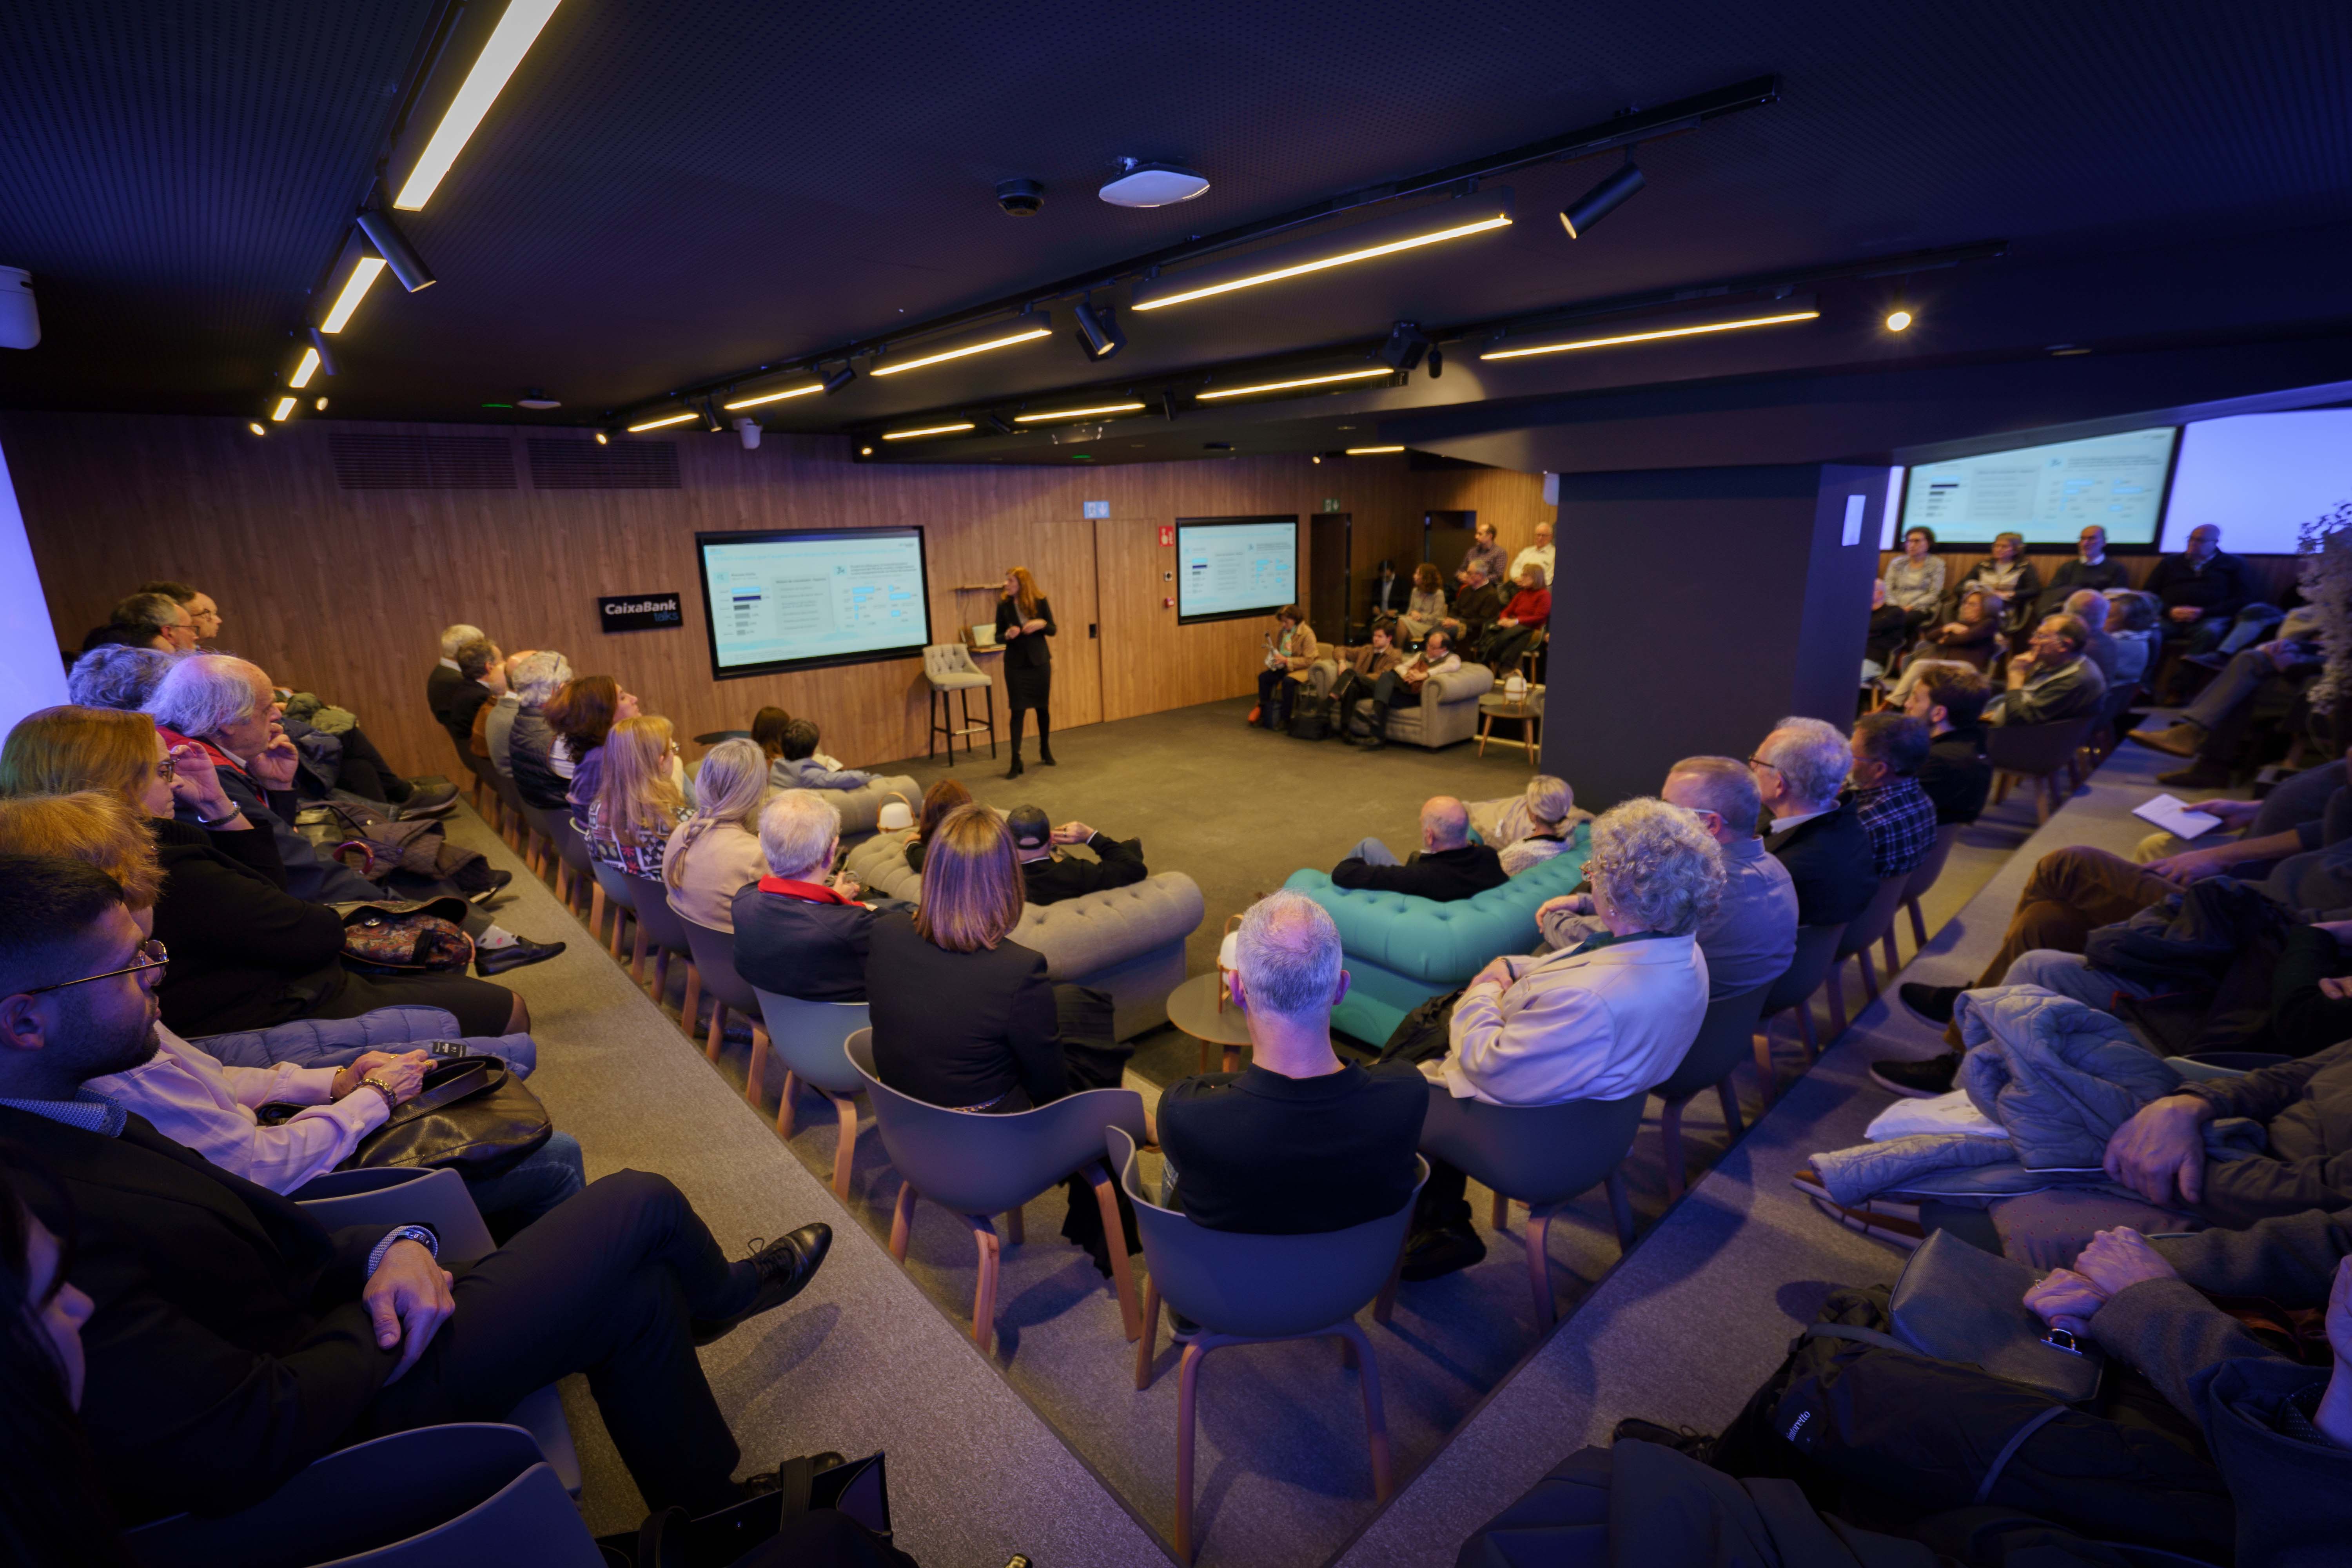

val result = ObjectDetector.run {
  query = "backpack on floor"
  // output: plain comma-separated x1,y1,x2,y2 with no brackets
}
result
1286,699,1330,740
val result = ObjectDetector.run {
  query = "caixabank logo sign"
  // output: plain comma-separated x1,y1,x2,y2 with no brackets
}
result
599,592,683,632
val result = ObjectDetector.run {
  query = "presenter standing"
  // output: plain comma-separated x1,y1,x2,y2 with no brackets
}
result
997,565,1056,779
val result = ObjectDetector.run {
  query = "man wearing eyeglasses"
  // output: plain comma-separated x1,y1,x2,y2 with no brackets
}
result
1748,717,1878,927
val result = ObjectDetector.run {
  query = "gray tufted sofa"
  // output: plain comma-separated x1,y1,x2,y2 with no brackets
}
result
1338,661,1495,748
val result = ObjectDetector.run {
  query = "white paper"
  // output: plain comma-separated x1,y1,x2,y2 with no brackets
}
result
2131,793,2223,840
1866,1089,2009,1142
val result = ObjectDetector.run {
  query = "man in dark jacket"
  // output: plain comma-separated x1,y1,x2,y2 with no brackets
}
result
0,855,831,1525
1750,718,1878,926
1331,795,1506,902
1007,804,1149,907
2147,523,2248,663
732,791,877,1003
2097,1038,2352,1226
1907,664,1993,826
2031,524,2131,619
426,622,480,731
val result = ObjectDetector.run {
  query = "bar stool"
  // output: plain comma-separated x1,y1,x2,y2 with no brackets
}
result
923,643,995,762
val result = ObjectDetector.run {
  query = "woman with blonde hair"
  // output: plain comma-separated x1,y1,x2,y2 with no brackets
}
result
996,564,1056,779
0,705,526,1038
1958,531,2042,639
584,715,689,879
663,737,768,929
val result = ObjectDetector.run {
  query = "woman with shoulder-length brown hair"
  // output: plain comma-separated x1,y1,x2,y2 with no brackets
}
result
995,565,1056,779
544,674,635,809
901,777,973,877
1399,561,1446,644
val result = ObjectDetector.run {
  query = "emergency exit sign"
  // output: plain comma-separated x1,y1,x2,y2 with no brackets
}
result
1083,500,1109,518
1322,498,1342,512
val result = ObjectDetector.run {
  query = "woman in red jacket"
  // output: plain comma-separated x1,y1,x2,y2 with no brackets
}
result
1480,563,1552,673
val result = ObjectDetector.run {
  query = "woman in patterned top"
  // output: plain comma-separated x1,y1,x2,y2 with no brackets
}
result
584,715,692,878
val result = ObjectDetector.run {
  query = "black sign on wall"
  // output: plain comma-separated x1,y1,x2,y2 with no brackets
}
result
599,592,684,632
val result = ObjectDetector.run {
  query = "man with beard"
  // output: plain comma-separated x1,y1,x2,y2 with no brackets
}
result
0,856,836,1525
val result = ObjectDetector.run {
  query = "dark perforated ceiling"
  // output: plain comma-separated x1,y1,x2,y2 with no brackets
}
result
0,0,2347,439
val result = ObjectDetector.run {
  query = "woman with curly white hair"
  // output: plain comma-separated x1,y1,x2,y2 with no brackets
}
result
1403,797,1723,1279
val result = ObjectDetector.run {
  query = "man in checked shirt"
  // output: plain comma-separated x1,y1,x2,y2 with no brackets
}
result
1844,713,1940,881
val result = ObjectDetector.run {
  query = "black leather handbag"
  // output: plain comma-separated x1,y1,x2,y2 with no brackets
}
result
347,1056,552,1177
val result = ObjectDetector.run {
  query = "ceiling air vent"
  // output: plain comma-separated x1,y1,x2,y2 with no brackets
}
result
527,438,681,490
330,434,516,490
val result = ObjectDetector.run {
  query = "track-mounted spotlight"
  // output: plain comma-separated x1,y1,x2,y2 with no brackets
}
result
817,361,857,394
985,413,1014,434
1558,161,1645,239
1072,299,1126,361
699,401,724,434
353,209,437,291
1426,346,1444,378
305,327,338,377
1377,321,1430,372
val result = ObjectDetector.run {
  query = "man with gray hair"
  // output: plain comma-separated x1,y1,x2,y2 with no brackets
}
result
1750,716,1877,926
428,621,487,733
1156,890,1427,1234
499,649,574,808
67,644,178,711
1539,757,1798,999
1332,795,1506,902
732,789,878,1004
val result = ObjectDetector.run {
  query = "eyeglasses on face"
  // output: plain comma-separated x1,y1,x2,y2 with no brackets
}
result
19,940,169,996
1745,755,1781,773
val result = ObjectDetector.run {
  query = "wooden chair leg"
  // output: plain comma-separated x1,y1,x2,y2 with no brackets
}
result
1858,944,1880,1004
1525,1207,1555,1327
1907,896,1928,949
1605,1169,1635,1251
1175,1342,1206,1564
704,1002,726,1063
650,946,670,1004
829,1094,858,1200
1796,995,1819,1058
775,1070,799,1139
1823,971,1849,1040
1337,1320,1394,1503
1659,1097,1687,1201
590,882,608,949
1088,1165,1143,1342
1881,927,1900,976
1134,1276,1161,1390
679,964,702,1039
889,1183,916,1261
746,1025,770,1107
1715,1073,1745,1139
968,1218,1000,1354
1373,1245,1404,1326
1004,1204,1025,1245
1488,1188,1508,1232
630,922,647,984
1752,1022,1777,1105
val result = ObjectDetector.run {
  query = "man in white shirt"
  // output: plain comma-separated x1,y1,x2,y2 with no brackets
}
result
1510,521,1555,593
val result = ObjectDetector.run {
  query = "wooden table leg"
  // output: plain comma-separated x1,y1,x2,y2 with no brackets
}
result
1222,1044,1242,1073
1476,712,1490,757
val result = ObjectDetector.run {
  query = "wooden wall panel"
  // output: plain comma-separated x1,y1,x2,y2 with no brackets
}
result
5,412,1553,777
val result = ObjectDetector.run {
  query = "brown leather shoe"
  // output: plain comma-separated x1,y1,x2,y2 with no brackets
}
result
2127,721,2205,758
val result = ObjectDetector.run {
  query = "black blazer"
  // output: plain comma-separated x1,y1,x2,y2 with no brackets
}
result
731,884,877,1003
426,662,463,724
1331,842,1507,903
1919,726,1993,826
1022,832,1148,907
1,1106,399,1523
150,817,346,1036
865,912,1063,1110
442,679,493,752
1158,1062,1429,1234
996,595,1056,670
2146,551,2249,623
1764,804,1880,926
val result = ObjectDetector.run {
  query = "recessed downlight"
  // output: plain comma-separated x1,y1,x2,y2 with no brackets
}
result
1196,367,1393,401
1014,401,1146,423
881,422,978,441
627,411,697,432
1884,309,1914,332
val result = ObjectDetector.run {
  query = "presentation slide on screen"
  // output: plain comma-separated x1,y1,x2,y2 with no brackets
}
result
2161,411,2352,555
1177,519,1298,622
1900,426,2177,545
699,528,930,673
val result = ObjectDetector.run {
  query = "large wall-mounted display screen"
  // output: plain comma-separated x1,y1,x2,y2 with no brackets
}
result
695,526,932,679
1176,516,1298,624
1899,426,2177,546
2161,410,2352,555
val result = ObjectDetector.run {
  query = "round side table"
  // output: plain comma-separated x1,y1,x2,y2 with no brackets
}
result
1166,971,1253,1074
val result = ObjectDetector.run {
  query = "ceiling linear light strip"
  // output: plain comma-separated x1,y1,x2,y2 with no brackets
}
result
1013,401,1147,423
626,411,697,432
393,0,566,211
870,316,1054,377
1480,305,1820,361
1196,367,1394,402
882,422,978,441
1132,192,1514,313
319,257,387,333
270,397,299,423
289,347,322,389
1345,445,1405,455
722,383,824,410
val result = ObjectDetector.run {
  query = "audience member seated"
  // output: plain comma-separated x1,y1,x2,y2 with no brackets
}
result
1904,584,2004,677
1540,757,1798,1000
1397,562,1446,643
66,644,175,713
132,579,223,644
546,672,633,809
0,706,528,1038
732,790,875,1003
1495,774,1578,875
1954,530,2042,639
2066,587,2131,691
2107,587,2162,688
2032,524,2129,619
1253,603,1318,730
2129,603,2324,788
2149,523,2248,666
1357,628,1462,750
0,857,833,1524
1325,624,1403,732
1880,525,1944,628
661,738,771,929
1398,798,1722,1277
1365,557,1406,622
1750,716,1877,926
753,702,849,776
1845,712,1939,880
1158,891,1427,1232
1332,795,1506,902
1510,519,1555,591
1478,563,1550,672
1005,804,1149,907
1863,578,1910,675
437,633,502,759
2092,1050,2352,1230
84,591,197,656
502,649,574,809
426,622,484,734
583,715,688,878
771,717,871,792
902,778,973,877
1437,565,1503,650
1457,520,1508,592
1907,665,1994,827
1987,612,2107,726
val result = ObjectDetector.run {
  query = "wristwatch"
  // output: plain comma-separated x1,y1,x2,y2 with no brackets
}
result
367,1225,439,1278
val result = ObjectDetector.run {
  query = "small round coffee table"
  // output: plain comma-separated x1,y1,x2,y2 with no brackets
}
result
1166,971,1254,1074
1476,689,1543,766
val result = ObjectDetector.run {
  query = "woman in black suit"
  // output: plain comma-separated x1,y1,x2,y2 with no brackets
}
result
996,565,1055,779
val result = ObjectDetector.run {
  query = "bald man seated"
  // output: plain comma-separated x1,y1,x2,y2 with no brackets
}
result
1330,796,1508,902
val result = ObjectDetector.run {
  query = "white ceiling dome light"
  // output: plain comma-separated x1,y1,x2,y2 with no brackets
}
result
1098,159,1210,208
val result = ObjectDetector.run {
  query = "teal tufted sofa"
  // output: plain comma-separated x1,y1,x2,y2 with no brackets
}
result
1284,822,1591,1046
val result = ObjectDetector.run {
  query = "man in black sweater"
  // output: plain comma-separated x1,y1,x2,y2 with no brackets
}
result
0,856,832,1524
2147,523,2249,673
1749,719,1878,926
1906,664,1994,826
1332,795,1507,902
1006,804,1150,906
1158,890,1427,1233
